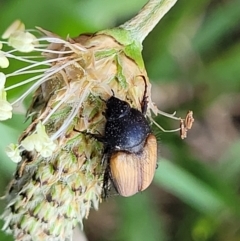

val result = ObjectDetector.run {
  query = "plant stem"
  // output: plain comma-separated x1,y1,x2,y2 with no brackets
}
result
120,0,178,43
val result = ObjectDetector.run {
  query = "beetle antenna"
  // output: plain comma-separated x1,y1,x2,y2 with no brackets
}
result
139,75,148,114
99,95,106,103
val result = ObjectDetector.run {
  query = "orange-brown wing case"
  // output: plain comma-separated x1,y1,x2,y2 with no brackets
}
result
109,134,157,197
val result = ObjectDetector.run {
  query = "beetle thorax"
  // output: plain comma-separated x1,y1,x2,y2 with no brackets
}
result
105,108,151,153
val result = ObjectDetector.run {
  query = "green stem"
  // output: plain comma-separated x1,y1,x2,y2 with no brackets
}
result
120,0,178,43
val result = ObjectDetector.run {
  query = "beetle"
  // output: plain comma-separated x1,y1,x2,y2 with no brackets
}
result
101,78,157,197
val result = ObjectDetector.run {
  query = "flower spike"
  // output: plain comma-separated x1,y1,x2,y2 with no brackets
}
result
0,2,191,241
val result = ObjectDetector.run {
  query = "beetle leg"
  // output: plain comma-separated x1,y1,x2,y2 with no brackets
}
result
102,161,111,199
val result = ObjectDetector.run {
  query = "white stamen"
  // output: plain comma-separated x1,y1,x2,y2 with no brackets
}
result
5,74,45,91
150,117,180,133
34,48,74,55
5,144,22,163
0,72,6,88
21,122,57,157
50,82,91,140
38,37,70,44
10,57,83,106
156,109,180,120
10,75,51,106
5,51,44,64
7,68,48,77
0,98,13,120
2,20,25,39
38,36,87,52
6,56,66,75
8,31,39,52
0,51,9,68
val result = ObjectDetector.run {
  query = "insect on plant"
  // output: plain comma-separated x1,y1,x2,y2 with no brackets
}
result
90,77,158,197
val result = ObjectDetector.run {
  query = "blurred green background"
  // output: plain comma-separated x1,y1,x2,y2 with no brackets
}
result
1,0,240,240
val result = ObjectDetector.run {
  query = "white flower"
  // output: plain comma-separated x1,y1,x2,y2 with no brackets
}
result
0,72,6,88
0,51,9,68
21,134,36,151
0,98,13,120
8,31,39,53
2,20,38,53
5,143,22,163
21,122,57,157
2,19,25,39
0,73,13,120
38,144,57,158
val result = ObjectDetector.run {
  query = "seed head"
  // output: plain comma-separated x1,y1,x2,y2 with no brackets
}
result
0,20,157,241
0,1,193,240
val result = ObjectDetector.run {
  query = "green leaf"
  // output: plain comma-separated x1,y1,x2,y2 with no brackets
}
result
154,159,240,216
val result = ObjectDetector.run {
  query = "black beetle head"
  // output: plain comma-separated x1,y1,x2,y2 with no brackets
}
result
105,96,130,120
